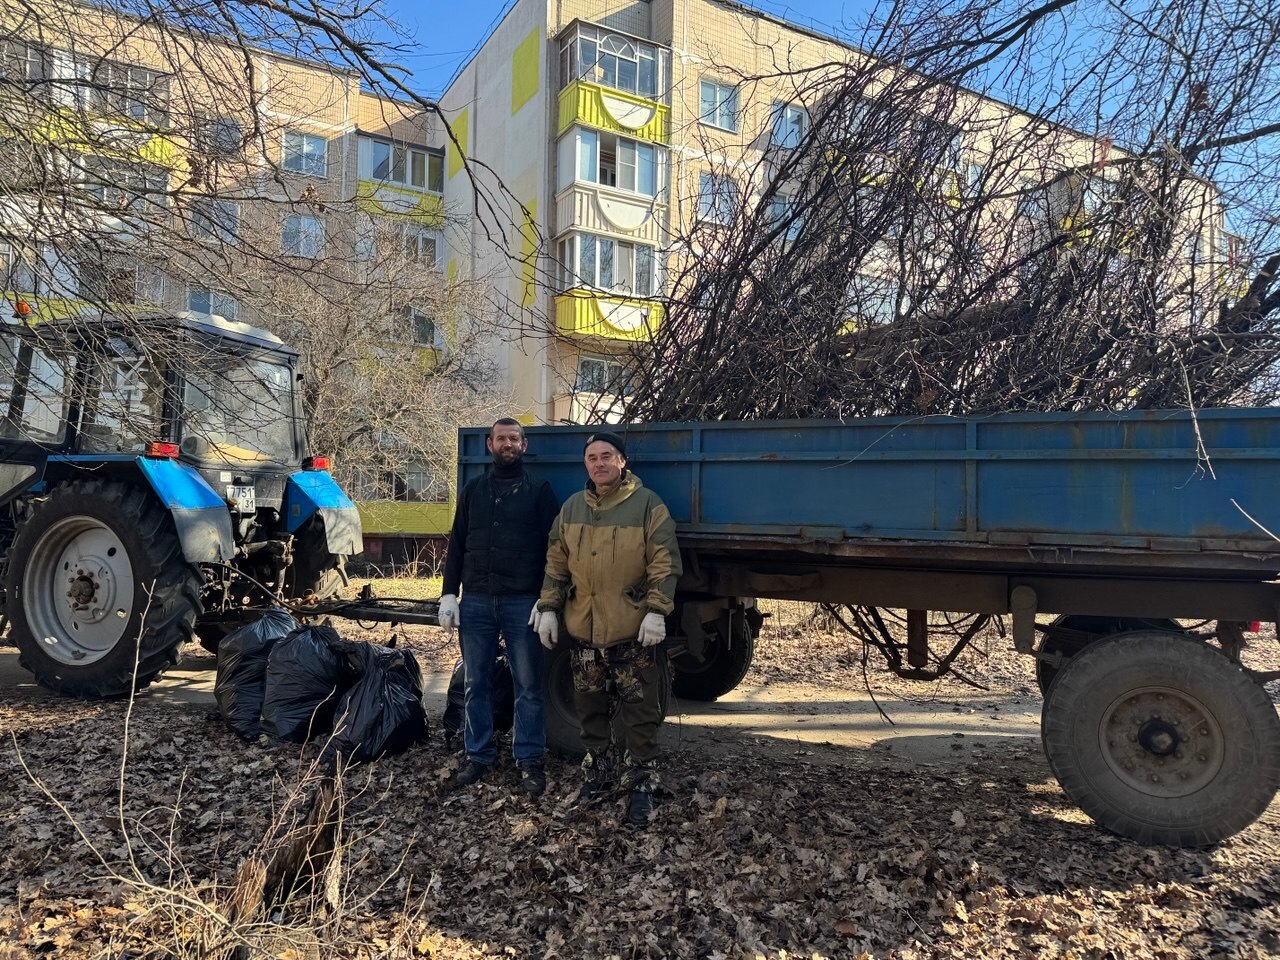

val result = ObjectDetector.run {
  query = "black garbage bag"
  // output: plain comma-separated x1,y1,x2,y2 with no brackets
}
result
441,654,515,743
261,625,348,743
326,642,428,763
214,609,301,739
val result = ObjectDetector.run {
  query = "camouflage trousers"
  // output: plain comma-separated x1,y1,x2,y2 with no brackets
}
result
572,640,661,793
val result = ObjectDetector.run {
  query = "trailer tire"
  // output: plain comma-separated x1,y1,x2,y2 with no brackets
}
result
542,642,671,759
1041,630,1280,847
1038,615,1182,698
5,479,201,698
671,610,757,701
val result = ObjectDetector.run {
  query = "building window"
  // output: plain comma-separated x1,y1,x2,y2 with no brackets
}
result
561,128,660,197
560,24,663,98
0,40,43,83
699,79,739,132
768,193,801,240
358,136,444,193
404,306,445,349
282,215,325,258
190,198,239,244
558,234,658,296
847,273,899,326
77,261,138,303
83,157,169,219
697,172,740,224
401,227,439,266
89,58,169,126
197,115,243,156
575,355,633,395
188,285,240,320
770,102,807,148
0,238,36,293
343,463,449,503
1081,175,1115,216
1218,231,1246,269
283,130,328,177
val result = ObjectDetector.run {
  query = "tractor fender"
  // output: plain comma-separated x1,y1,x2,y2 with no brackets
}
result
45,455,235,563
281,470,363,555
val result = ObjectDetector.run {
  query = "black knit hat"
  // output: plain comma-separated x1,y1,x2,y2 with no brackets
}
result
584,431,627,458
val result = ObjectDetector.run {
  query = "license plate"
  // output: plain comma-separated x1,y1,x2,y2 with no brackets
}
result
226,484,256,513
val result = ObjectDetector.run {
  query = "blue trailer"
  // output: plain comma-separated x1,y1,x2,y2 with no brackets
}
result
460,409,1280,846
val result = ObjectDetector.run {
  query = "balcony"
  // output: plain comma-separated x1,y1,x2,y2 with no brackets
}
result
355,181,445,226
555,183,664,244
558,80,669,144
555,290,663,341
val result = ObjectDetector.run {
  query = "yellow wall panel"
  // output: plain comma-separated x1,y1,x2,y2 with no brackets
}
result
448,107,470,179
511,28,541,116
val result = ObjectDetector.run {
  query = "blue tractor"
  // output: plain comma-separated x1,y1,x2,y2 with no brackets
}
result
0,312,363,697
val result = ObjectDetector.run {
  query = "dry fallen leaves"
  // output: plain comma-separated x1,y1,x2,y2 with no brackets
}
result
0,623,1278,960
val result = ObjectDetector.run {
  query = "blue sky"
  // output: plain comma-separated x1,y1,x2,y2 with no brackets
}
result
378,0,876,97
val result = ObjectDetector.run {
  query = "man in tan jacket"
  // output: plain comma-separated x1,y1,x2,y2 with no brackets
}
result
532,431,681,826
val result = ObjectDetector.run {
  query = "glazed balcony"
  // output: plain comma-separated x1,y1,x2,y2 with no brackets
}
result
554,289,663,342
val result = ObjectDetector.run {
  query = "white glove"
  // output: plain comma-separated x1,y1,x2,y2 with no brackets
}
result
438,594,460,633
637,611,666,647
530,607,559,650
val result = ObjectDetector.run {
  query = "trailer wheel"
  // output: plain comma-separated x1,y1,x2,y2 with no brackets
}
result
671,609,757,701
542,642,671,759
1038,615,1182,698
5,479,201,698
1042,630,1280,846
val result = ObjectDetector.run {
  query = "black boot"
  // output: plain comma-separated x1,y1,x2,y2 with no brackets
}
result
578,751,613,802
451,761,489,789
625,790,653,827
519,764,546,797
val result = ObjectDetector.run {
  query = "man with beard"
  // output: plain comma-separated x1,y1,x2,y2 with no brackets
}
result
439,418,560,795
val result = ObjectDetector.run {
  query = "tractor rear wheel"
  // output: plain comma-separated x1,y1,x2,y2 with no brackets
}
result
4,479,201,697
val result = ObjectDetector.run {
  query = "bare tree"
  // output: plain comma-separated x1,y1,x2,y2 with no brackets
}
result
606,0,1280,423
0,0,520,472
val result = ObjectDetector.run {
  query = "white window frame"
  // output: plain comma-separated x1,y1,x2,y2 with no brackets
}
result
358,136,444,194
559,24,664,98
282,214,325,258
558,233,658,296
770,102,807,149
282,129,328,177
187,284,240,320
563,128,661,197
404,306,446,350
847,272,901,325
0,238,37,293
699,78,739,133
190,198,239,245
697,172,739,224
575,354,633,396
768,193,801,240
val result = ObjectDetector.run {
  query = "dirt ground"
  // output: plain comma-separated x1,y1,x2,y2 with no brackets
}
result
1,601,1278,959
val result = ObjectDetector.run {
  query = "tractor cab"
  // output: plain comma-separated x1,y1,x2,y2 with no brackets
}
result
0,311,360,697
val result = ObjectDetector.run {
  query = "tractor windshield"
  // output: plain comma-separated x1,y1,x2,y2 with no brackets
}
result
180,355,299,465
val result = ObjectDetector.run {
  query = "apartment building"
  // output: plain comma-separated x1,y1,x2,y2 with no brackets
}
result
0,0,459,545
1,0,1243,557
434,0,1243,427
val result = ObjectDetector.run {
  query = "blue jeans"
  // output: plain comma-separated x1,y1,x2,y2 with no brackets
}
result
459,592,545,766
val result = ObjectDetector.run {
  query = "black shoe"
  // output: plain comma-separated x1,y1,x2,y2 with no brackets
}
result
452,761,489,789
625,790,653,827
519,765,546,797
